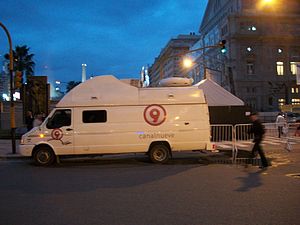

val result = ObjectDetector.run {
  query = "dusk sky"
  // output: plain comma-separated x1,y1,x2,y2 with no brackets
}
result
0,0,208,87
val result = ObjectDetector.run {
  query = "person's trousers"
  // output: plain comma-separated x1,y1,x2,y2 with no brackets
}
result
252,141,268,167
278,126,283,138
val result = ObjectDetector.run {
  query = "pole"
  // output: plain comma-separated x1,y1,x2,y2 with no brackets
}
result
0,22,16,154
158,44,221,82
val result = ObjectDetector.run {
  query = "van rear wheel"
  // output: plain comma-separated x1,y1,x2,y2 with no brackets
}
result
33,146,55,166
149,144,170,163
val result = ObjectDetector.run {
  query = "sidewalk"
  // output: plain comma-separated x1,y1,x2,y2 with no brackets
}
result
0,139,25,159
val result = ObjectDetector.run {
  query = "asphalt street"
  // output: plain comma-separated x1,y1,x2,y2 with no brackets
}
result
0,146,299,225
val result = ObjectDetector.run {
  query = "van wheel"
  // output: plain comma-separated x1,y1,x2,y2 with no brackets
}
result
149,144,170,163
33,146,55,166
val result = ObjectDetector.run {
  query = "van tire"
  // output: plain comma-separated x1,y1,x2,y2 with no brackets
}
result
149,144,170,163
33,145,56,166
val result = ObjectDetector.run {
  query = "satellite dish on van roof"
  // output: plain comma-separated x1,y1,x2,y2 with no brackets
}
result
158,77,193,87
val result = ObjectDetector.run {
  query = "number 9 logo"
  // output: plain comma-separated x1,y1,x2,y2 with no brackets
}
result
144,104,166,126
51,128,63,140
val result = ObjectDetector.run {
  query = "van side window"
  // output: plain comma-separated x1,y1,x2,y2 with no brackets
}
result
83,110,107,123
47,109,71,129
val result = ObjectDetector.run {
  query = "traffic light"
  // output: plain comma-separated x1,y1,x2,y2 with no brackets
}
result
219,40,227,54
14,70,23,89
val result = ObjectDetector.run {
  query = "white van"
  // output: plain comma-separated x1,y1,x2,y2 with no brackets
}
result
19,75,214,166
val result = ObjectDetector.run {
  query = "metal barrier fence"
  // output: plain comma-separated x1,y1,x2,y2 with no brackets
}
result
286,123,300,151
210,124,235,160
210,122,300,162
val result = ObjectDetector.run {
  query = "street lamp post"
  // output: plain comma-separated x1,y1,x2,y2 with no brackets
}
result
0,22,16,154
182,49,227,79
159,42,226,82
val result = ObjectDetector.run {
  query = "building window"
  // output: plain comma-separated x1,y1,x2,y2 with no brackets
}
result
246,99,257,110
292,99,300,105
247,26,257,31
240,20,257,32
246,87,256,93
292,87,299,94
276,61,284,75
221,25,228,36
290,62,297,75
278,98,285,106
247,63,255,75
214,0,220,12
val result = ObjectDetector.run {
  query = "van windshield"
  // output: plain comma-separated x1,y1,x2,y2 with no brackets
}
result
46,109,71,129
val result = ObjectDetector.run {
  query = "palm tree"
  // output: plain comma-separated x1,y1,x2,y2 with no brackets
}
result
5,45,35,81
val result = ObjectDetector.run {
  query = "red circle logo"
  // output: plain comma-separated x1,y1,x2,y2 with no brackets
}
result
51,128,63,140
144,104,166,126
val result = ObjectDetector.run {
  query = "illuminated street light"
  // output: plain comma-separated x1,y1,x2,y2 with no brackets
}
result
54,80,67,95
257,0,279,10
159,42,227,79
183,57,194,68
2,93,9,101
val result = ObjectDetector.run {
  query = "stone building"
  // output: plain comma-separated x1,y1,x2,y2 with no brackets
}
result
198,0,300,111
149,34,200,86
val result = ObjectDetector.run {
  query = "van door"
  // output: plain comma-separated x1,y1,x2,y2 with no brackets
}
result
73,109,108,154
45,109,74,155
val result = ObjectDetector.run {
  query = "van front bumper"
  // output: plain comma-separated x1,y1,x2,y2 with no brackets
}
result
19,144,35,156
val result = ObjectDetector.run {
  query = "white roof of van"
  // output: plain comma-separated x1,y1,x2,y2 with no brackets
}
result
194,79,244,106
57,75,207,107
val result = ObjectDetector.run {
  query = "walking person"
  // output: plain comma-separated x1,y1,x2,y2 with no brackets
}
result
276,112,285,138
25,110,34,131
249,112,269,169
295,120,300,137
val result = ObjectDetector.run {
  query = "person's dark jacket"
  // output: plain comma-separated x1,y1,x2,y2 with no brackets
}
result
25,115,34,131
249,119,265,142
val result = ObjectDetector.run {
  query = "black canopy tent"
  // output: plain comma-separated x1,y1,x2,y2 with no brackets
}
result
194,79,250,124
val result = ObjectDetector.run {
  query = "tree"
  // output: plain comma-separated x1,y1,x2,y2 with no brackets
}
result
66,81,81,93
5,45,35,81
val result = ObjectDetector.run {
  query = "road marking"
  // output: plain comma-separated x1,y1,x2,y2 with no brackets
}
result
216,136,299,150
235,143,249,148
286,173,300,179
